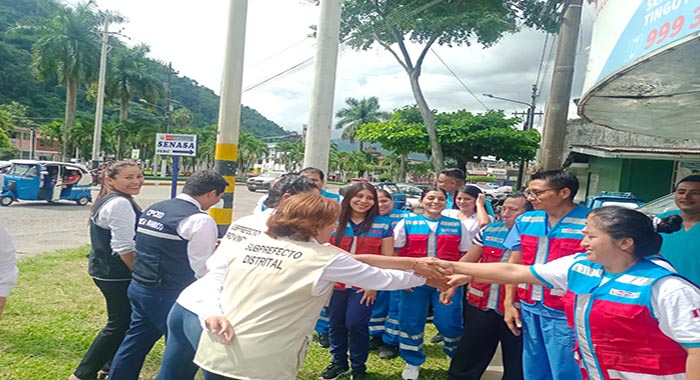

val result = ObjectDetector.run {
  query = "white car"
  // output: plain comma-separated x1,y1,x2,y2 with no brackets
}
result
246,172,286,192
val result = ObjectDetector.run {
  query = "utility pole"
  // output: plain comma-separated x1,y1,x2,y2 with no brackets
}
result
91,16,110,169
303,0,343,174
210,0,248,236
540,0,583,170
160,62,174,177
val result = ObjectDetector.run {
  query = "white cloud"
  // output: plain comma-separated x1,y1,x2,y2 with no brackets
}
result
86,0,593,135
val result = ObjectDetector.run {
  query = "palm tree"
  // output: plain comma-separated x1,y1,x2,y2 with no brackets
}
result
104,43,165,158
335,97,387,152
275,141,305,172
238,131,269,177
26,2,101,159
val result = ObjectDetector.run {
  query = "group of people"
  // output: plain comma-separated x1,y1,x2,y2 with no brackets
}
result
2,158,700,380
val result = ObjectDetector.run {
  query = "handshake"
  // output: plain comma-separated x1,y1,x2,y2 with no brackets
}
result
409,257,472,295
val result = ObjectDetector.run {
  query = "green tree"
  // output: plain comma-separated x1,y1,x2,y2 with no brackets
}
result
238,131,269,177
22,1,101,159
335,96,387,152
171,108,193,130
339,0,560,173
436,109,540,170
275,141,305,172
103,43,165,158
356,106,429,182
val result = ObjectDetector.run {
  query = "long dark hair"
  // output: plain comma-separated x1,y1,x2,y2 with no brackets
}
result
91,160,141,213
589,206,681,259
334,182,379,246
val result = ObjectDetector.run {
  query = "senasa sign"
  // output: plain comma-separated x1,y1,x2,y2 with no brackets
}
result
155,133,197,157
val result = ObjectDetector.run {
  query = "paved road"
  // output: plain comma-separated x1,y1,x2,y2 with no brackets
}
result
0,183,278,258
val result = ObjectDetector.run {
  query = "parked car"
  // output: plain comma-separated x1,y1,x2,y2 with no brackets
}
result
584,192,645,210
467,183,509,200
398,184,423,211
246,171,286,192
636,193,676,216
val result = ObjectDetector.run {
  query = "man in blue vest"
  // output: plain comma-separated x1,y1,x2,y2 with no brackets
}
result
502,170,588,380
438,168,465,210
108,170,228,380
659,175,700,285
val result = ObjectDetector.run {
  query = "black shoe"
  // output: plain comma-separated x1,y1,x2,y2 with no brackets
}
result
369,336,383,350
319,362,350,380
379,344,399,359
351,369,367,380
430,333,443,343
318,333,330,348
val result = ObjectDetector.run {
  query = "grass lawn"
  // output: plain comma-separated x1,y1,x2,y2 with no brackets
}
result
0,247,453,380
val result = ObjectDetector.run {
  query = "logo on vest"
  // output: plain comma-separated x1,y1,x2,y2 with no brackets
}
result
609,288,640,299
561,228,584,235
138,217,164,231
484,236,504,244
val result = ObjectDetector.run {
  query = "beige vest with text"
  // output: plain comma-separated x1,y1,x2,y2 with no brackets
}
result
194,236,343,380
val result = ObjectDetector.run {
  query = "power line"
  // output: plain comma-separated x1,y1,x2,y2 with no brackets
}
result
429,48,489,111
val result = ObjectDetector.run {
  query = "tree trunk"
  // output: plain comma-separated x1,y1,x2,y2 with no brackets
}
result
118,98,129,159
359,140,364,153
406,70,445,175
399,152,408,183
63,78,78,161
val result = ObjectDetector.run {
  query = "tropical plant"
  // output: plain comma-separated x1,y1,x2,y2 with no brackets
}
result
339,0,562,173
103,43,165,158
20,1,102,159
171,107,193,130
334,97,387,152
238,131,269,177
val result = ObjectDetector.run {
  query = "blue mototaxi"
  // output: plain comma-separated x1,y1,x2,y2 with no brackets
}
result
0,160,93,206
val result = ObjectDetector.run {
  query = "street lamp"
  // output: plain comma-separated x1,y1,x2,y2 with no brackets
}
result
483,85,539,189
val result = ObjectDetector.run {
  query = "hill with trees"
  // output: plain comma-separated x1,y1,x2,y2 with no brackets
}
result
0,0,288,161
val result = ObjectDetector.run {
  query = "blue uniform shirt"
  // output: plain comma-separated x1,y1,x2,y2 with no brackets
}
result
659,210,700,286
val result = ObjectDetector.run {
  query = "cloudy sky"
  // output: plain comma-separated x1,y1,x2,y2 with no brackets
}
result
85,0,595,136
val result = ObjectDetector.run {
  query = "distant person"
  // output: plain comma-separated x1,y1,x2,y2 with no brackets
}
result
502,170,588,380
300,166,342,202
108,170,228,380
0,222,18,320
438,168,465,210
659,175,700,285
70,160,144,380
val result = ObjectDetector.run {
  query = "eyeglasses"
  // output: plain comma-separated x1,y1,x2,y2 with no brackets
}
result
524,188,560,198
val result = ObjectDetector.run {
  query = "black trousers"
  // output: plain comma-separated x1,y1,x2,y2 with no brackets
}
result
73,279,131,379
448,303,523,380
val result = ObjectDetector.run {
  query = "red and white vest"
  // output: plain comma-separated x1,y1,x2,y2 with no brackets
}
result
399,214,463,262
515,206,588,312
467,222,513,314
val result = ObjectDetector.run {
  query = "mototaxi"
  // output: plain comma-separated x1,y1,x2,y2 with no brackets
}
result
0,160,93,206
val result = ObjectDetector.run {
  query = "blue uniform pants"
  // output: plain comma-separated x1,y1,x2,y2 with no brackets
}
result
328,288,373,370
399,285,463,366
315,307,329,335
369,291,390,338
520,307,581,380
382,291,401,346
109,282,180,380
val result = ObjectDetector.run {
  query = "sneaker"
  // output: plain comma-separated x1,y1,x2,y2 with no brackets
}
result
351,369,367,380
430,333,443,343
318,333,330,348
319,362,350,380
402,364,421,380
379,344,399,359
368,336,383,350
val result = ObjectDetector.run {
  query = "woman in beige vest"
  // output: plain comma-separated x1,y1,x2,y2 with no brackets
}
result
193,193,449,380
